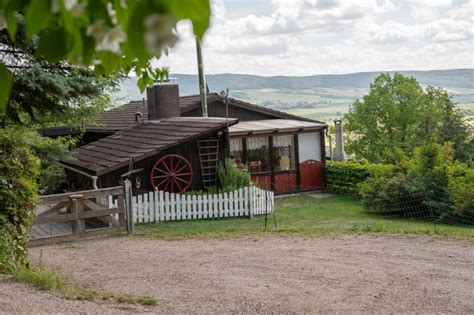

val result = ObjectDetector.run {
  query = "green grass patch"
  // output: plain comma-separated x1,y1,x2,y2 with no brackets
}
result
8,265,157,306
133,195,474,240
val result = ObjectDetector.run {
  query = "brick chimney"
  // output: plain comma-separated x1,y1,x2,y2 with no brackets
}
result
146,84,180,120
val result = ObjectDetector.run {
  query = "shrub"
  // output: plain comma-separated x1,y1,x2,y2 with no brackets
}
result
358,143,473,224
359,174,430,218
448,163,474,216
217,159,252,192
0,129,40,271
31,136,76,195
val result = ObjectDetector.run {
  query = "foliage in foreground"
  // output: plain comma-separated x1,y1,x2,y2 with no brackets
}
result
0,128,40,272
0,0,211,112
9,265,156,306
0,128,78,271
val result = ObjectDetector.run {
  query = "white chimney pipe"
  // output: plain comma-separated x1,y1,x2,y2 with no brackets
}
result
334,119,347,161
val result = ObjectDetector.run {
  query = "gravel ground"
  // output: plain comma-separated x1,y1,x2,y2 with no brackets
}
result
11,235,474,313
0,278,154,314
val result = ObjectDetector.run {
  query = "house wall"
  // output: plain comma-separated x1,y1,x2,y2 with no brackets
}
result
93,131,229,192
233,130,326,193
298,132,322,162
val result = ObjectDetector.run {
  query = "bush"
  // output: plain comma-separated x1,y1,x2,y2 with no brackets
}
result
324,161,394,195
358,143,473,224
0,129,40,271
31,136,76,195
448,163,474,216
217,159,252,192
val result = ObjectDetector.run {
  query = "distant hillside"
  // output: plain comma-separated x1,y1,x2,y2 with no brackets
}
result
113,69,474,121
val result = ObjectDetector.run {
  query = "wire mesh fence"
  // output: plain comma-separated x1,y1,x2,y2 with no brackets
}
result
125,173,473,238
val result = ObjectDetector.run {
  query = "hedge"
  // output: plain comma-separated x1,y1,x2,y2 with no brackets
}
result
0,129,40,272
324,161,394,195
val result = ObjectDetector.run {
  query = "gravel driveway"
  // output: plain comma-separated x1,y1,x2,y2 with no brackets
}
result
16,235,474,313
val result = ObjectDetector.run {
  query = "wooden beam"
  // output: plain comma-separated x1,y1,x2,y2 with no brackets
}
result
242,138,247,164
294,133,301,191
35,201,69,218
41,186,123,204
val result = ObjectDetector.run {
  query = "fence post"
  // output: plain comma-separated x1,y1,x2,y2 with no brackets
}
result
70,194,85,237
123,179,134,233
249,187,255,219
117,193,126,229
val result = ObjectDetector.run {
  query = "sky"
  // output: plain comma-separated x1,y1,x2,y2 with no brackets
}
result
155,0,474,76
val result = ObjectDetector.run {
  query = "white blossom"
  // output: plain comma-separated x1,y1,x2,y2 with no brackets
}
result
96,26,126,53
107,2,118,25
87,20,108,41
87,21,126,54
143,14,179,54
64,0,78,11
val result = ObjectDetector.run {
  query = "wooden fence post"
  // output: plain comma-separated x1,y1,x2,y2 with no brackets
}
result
70,194,85,237
116,193,126,229
123,179,134,233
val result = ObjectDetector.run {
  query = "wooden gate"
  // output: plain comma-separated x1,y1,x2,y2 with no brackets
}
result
29,186,127,247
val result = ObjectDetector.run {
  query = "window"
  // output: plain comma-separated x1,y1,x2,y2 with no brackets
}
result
246,136,269,173
272,134,295,171
230,138,243,166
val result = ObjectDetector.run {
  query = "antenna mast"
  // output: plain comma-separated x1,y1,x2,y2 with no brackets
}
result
196,37,208,117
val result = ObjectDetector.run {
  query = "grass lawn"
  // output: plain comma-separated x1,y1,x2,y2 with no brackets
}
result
133,195,474,239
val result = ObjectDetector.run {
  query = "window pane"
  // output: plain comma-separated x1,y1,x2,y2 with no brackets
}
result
272,134,295,171
230,138,243,166
247,136,269,173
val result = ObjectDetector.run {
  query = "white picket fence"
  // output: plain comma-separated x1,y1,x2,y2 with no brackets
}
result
108,186,274,224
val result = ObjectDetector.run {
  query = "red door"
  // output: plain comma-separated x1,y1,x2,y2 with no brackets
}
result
300,159,323,191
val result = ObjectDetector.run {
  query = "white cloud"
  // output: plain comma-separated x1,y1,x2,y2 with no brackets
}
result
154,0,473,76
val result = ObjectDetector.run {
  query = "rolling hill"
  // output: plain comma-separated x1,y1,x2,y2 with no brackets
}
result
113,68,474,121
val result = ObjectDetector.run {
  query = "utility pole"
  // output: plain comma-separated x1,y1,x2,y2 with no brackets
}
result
196,37,208,117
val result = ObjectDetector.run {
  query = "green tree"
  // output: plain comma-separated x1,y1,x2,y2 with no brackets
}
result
424,87,473,162
344,73,473,163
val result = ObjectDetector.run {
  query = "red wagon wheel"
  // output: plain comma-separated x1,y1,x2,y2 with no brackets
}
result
150,154,193,193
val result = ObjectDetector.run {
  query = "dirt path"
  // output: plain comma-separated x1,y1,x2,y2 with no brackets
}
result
24,235,474,313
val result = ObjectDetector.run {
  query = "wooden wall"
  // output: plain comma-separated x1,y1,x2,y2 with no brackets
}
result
94,130,229,192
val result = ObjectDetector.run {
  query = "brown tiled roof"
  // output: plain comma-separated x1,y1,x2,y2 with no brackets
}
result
64,117,238,176
84,94,207,132
84,93,321,132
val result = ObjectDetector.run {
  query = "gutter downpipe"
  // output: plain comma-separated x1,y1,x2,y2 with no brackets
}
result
57,162,98,190
196,37,208,117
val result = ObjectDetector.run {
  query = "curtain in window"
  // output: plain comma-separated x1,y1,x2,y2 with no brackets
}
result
230,138,242,152
273,135,292,148
247,136,268,150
